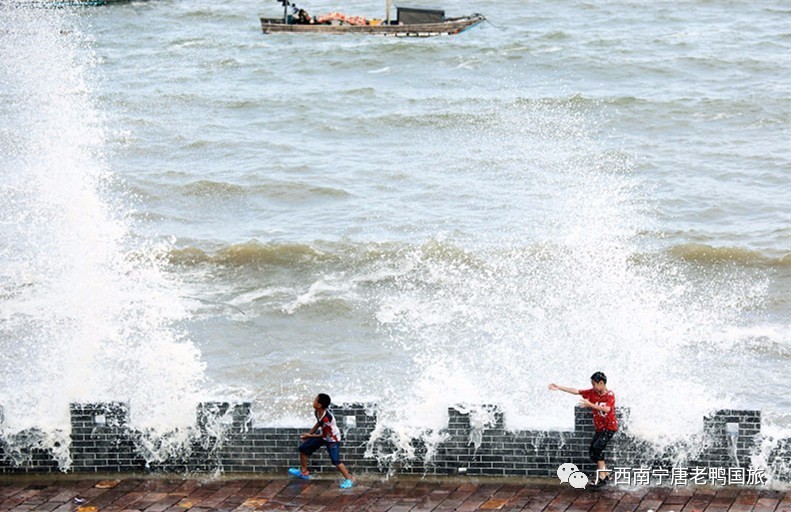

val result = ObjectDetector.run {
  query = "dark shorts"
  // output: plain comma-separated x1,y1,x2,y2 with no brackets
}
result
589,430,616,462
299,437,342,465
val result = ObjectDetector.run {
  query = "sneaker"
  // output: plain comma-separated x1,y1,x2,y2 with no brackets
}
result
594,475,610,487
340,479,354,489
288,468,309,480
594,469,610,486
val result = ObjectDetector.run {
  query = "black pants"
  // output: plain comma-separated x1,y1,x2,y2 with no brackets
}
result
589,430,615,462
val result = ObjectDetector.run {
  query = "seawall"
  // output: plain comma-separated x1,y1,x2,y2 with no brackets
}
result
1,403,789,485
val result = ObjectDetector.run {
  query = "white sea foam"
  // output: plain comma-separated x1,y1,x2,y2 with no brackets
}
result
0,4,207,469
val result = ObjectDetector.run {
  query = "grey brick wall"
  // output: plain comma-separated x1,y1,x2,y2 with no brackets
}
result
0,402,788,482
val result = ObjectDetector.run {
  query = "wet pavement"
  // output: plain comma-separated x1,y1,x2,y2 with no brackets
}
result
0,475,788,511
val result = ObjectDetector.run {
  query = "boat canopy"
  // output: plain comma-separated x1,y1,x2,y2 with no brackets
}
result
396,7,444,24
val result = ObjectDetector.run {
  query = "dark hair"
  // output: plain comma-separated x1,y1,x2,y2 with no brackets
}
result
590,371,607,384
317,393,332,408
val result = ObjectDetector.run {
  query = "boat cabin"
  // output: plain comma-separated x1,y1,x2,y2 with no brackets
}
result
396,7,444,24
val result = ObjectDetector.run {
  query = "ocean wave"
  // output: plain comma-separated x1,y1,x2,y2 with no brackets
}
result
166,239,789,271
167,37,211,50
203,58,242,70
182,180,247,198
540,30,571,41
165,240,494,290
602,95,789,125
348,93,602,131
168,241,338,267
174,179,350,200
511,93,601,110
364,111,492,130
340,87,377,97
223,99,266,110
666,243,790,268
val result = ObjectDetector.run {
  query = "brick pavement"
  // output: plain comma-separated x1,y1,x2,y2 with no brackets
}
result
0,475,788,512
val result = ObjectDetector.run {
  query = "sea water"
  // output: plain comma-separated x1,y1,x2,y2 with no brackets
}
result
0,0,789,474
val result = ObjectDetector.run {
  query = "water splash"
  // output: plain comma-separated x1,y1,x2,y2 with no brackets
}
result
365,94,771,461
0,3,206,469
1,1,784,478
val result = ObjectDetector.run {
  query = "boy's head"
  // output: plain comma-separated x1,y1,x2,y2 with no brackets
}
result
315,393,332,409
590,371,607,392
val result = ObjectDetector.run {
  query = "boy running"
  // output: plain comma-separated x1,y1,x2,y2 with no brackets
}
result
288,393,355,489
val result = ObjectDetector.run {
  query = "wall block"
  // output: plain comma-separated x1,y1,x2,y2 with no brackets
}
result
0,402,787,483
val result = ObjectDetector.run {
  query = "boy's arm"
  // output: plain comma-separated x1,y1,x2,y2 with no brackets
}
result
580,393,614,413
548,383,580,395
579,399,611,413
300,421,323,439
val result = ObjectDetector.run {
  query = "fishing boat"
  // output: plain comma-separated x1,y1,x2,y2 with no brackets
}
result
261,0,485,37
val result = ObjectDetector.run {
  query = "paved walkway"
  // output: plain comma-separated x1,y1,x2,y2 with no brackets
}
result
0,475,788,512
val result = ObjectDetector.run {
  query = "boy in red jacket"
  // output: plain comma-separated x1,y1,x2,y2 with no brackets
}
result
549,371,617,485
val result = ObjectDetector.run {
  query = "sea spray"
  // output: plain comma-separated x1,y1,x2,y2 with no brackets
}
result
1,0,783,478
156,92,779,471
364,92,771,464
0,3,207,469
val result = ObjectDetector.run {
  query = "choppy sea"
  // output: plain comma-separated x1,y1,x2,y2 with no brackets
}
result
1,0,789,473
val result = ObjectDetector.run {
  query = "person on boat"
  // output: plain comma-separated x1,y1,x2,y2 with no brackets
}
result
288,3,312,24
295,7,312,24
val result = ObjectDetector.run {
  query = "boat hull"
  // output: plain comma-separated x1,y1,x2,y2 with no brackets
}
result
260,14,485,36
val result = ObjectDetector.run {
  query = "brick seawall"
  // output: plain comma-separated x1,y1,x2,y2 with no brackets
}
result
0,403,789,484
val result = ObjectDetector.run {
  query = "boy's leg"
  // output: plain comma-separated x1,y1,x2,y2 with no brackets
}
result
336,462,353,481
589,431,615,481
326,443,354,482
588,432,600,462
290,438,322,478
299,451,309,474
596,460,608,480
